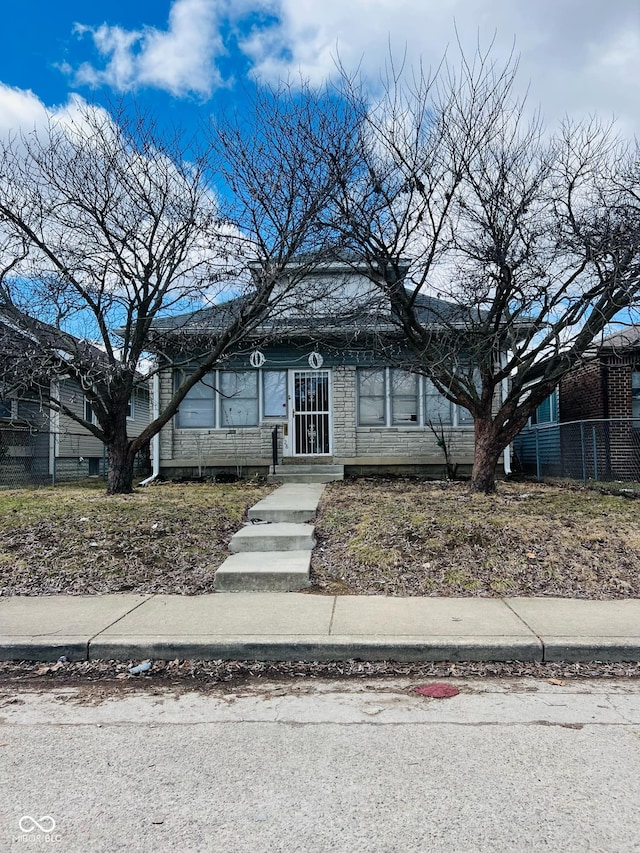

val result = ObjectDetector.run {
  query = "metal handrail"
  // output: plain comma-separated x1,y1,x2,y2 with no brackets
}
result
271,424,278,470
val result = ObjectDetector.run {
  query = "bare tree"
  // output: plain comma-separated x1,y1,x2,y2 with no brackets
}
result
0,89,356,493
329,48,640,493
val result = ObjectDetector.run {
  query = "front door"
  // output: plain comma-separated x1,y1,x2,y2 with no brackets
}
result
288,370,331,456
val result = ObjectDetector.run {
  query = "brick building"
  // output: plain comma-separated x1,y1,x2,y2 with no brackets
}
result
559,327,640,478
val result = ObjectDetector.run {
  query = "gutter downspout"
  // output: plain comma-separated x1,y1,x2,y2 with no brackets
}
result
140,371,160,486
501,352,512,476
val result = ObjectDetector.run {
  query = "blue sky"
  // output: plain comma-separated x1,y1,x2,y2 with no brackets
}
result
0,0,639,142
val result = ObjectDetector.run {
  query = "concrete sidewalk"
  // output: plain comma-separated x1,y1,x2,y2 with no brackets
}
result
2,593,640,663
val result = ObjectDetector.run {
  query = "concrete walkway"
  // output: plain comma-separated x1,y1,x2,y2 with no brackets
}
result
2,593,640,663
215,483,325,592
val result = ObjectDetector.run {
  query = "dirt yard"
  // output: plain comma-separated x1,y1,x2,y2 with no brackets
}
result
0,479,272,595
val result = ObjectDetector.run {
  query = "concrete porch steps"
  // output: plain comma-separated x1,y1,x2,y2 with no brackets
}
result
248,483,326,523
214,551,312,592
229,522,316,553
214,482,326,592
268,464,344,484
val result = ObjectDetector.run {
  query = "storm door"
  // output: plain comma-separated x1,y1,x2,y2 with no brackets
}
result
290,370,331,455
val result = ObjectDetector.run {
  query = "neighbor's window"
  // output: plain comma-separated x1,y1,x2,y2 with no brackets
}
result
358,369,386,425
263,370,287,418
220,371,258,427
0,399,12,419
632,372,640,422
391,369,418,424
84,397,96,425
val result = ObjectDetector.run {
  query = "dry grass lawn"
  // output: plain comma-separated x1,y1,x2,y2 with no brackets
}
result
0,480,273,595
1,477,639,599
310,479,640,598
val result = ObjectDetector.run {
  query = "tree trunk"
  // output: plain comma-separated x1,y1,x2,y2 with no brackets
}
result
106,438,136,495
470,417,505,494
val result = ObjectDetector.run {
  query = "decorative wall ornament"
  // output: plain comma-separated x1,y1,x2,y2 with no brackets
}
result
250,350,266,368
308,351,324,369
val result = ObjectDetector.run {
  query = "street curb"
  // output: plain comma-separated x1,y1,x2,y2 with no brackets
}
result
0,638,89,662
88,636,543,663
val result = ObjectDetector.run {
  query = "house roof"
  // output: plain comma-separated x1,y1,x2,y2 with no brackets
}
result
148,289,483,343
599,326,640,352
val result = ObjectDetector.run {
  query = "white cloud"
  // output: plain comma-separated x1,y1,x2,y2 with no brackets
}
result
0,84,49,137
0,83,106,145
235,0,640,137
72,0,224,98
59,0,640,136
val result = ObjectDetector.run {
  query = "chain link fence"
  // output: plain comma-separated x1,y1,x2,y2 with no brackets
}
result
0,426,150,488
514,418,640,485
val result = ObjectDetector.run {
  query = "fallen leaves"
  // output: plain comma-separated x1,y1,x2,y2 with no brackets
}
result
311,479,640,600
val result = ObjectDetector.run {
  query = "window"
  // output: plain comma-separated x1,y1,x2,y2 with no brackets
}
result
424,379,452,425
127,396,134,420
220,371,258,426
632,372,640,421
357,367,470,427
531,393,557,425
0,399,12,420
457,405,474,425
263,371,287,418
176,374,215,428
175,370,259,428
391,370,418,424
358,369,386,425
84,398,96,425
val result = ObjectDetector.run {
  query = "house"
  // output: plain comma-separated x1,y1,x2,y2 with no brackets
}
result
558,327,640,479
514,328,640,481
150,259,493,480
0,312,150,485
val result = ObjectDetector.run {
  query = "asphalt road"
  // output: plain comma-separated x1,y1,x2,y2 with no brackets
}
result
2,677,640,852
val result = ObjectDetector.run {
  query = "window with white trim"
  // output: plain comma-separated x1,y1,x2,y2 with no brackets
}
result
424,379,452,425
391,370,418,424
457,405,474,425
358,368,386,425
84,397,97,425
357,367,471,427
177,376,215,428
262,370,287,418
84,395,133,424
175,370,260,428
220,371,258,426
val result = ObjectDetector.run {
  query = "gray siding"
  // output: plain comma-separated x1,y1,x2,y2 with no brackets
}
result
57,379,150,460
